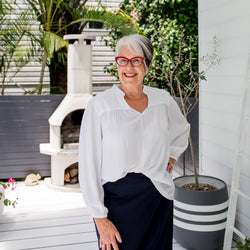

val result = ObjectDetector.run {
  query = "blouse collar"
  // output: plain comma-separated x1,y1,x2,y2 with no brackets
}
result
112,84,149,97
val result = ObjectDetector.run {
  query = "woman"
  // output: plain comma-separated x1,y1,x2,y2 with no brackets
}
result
79,34,190,250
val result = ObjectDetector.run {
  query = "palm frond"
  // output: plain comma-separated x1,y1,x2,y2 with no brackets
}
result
49,0,62,31
59,7,141,36
41,31,68,58
26,0,44,24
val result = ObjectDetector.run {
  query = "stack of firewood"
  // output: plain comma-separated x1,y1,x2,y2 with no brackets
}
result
65,165,78,184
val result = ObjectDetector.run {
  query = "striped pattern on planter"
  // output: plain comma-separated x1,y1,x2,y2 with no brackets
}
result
174,199,228,232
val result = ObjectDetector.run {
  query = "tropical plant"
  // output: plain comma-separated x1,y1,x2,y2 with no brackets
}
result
0,178,18,208
26,0,140,94
0,1,35,95
26,0,78,94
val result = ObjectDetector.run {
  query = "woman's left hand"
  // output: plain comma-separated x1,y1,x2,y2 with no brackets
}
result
167,158,176,173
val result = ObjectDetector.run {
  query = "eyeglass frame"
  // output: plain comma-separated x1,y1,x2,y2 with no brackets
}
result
115,56,145,67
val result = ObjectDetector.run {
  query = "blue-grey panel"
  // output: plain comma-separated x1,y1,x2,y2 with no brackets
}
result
0,95,65,179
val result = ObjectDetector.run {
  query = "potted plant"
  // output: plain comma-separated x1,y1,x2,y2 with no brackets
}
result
163,35,229,250
0,178,18,220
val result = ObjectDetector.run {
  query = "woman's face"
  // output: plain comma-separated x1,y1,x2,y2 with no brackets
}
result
117,45,146,88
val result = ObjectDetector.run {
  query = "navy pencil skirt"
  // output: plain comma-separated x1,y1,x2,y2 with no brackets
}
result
95,173,173,250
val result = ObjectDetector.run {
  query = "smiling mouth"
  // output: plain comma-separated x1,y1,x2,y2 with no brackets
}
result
124,73,137,78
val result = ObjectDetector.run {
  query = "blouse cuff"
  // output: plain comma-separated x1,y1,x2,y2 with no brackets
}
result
89,206,108,219
169,147,184,161
169,154,178,161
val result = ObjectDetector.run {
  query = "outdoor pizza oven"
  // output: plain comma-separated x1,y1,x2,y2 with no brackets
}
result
40,34,95,191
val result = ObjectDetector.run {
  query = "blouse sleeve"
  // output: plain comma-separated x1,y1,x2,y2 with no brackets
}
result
78,98,108,218
168,96,190,160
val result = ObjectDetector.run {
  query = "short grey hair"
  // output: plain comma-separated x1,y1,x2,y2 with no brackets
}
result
115,34,154,73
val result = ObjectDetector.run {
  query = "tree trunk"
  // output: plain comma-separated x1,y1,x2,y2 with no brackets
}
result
49,60,67,94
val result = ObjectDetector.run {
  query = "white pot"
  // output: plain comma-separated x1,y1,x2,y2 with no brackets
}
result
0,185,5,220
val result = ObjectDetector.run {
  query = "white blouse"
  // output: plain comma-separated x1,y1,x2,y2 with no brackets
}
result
79,84,190,218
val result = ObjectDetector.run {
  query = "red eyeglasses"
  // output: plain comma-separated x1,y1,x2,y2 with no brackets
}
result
115,56,145,67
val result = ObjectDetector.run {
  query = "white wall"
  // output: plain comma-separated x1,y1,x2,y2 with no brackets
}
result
199,0,250,237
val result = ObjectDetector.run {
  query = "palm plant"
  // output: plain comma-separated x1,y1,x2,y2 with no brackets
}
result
26,0,140,94
26,0,75,94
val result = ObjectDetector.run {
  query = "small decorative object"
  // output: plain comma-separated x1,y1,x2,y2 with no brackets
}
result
24,173,41,186
0,178,18,208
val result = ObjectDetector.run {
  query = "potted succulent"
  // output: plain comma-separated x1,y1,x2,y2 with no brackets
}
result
0,178,18,220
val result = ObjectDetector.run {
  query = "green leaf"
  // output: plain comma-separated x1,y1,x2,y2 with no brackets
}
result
4,199,11,206
41,31,68,59
64,7,141,36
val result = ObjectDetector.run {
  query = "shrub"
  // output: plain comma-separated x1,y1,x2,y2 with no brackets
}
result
104,0,198,96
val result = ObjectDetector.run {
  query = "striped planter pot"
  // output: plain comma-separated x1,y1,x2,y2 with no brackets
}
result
174,175,228,250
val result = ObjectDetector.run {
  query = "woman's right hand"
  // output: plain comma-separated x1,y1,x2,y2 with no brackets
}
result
94,217,122,250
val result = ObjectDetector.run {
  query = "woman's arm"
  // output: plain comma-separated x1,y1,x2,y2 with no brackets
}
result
79,98,122,249
78,98,108,218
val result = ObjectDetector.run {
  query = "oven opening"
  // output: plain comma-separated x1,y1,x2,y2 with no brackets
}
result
61,109,84,149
